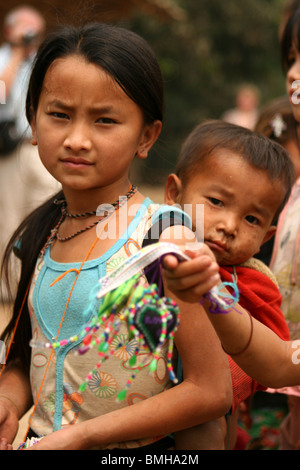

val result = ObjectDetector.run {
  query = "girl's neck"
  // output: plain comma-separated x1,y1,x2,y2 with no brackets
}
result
62,182,138,214
48,188,146,263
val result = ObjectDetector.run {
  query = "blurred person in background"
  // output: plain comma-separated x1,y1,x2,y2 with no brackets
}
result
0,5,60,301
222,83,260,130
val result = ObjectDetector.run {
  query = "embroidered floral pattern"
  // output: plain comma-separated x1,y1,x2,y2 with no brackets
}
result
43,392,56,411
88,371,117,398
111,335,138,361
106,257,126,272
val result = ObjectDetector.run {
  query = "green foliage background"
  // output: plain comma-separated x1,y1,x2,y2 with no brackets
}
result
125,0,289,184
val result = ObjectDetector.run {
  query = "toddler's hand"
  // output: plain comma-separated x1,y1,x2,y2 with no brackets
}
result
162,246,221,303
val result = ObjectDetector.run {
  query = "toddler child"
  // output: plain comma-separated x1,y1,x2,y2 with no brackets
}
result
163,119,294,449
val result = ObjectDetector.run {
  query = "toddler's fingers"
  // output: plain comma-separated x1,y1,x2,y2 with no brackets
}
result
163,257,220,300
161,254,180,270
164,255,216,280
166,271,221,304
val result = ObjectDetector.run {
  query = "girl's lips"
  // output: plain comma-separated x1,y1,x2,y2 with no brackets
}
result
61,158,93,168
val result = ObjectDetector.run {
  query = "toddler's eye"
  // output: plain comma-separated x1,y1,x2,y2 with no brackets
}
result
209,197,223,207
245,215,259,225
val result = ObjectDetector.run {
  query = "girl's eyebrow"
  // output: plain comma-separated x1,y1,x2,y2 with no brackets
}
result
47,99,73,111
47,99,116,114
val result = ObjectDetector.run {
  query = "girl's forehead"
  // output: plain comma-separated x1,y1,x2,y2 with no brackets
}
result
45,55,106,79
44,55,112,83
42,55,117,93
36,54,143,118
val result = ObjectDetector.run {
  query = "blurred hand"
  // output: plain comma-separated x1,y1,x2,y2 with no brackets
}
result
0,399,19,447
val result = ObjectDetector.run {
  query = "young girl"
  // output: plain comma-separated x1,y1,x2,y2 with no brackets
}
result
252,96,300,449
0,23,231,450
254,96,300,266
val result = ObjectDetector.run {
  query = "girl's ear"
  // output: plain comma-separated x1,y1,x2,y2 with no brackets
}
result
136,120,162,159
164,173,183,205
30,112,38,146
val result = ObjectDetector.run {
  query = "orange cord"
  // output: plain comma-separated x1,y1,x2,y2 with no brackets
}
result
50,268,80,286
23,234,100,440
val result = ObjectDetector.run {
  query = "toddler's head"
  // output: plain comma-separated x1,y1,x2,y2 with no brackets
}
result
165,120,295,265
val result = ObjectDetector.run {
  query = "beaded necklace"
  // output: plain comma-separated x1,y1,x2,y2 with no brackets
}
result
40,184,137,255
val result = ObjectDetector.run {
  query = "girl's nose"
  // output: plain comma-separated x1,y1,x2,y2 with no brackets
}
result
64,122,92,152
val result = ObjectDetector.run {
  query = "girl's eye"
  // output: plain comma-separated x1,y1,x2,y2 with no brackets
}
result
51,112,69,119
96,117,115,124
245,215,259,225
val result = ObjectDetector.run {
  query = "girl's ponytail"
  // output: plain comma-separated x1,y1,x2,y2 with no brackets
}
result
1,190,64,370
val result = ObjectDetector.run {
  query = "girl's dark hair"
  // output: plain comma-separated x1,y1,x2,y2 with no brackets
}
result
1,23,164,370
1,192,64,370
26,22,164,124
176,120,295,223
281,6,300,72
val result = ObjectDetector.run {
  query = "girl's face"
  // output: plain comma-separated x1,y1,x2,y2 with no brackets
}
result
165,151,285,266
30,55,161,195
286,41,300,123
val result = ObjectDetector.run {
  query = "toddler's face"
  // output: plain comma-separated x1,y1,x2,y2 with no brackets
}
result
165,151,285,266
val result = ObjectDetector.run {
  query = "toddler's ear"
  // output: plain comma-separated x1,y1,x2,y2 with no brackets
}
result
164,173,182,205
261,225,277,246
